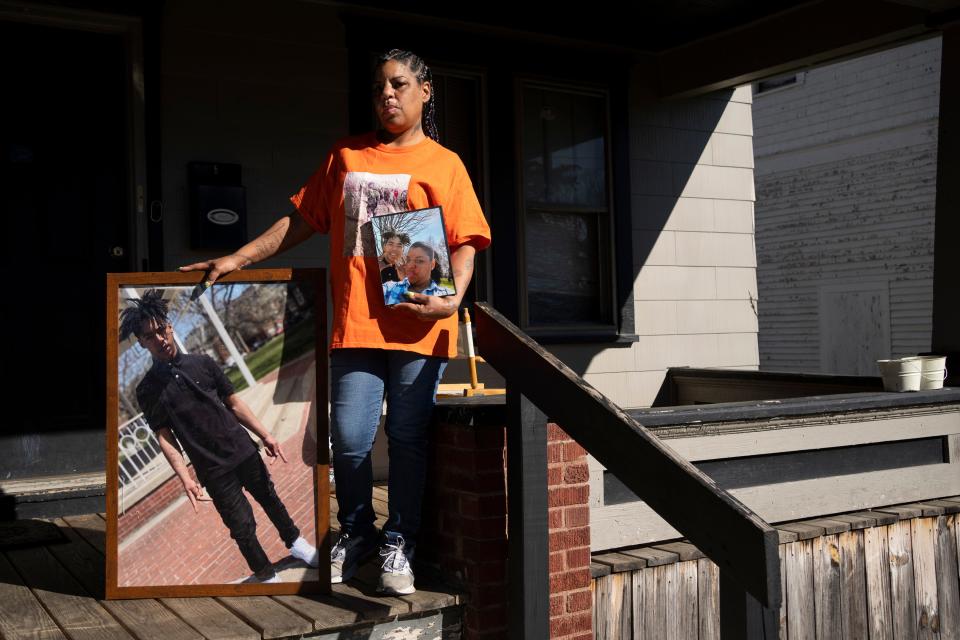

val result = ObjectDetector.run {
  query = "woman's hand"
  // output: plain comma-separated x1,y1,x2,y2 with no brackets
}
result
391,293,458,321
176,211,315,286
179,253,251,286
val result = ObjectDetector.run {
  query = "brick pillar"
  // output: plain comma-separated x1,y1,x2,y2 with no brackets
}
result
422,416,509,640
421,408,592,640
547,423,593,640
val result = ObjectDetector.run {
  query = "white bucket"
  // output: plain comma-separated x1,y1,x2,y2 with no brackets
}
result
919,355,948,390
877,359,901,390
898,356,923,373
877,357,921,392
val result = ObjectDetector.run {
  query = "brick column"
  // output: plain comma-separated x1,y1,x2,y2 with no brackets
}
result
422,415,509,639
421,406,592,640
547,423,593,640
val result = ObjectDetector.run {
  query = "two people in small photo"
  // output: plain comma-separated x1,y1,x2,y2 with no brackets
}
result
379,230,454,304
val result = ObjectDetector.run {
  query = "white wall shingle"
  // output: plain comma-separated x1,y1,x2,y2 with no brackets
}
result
753,38,940,374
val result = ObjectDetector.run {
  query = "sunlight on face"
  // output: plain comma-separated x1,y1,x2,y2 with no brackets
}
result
404,246,435,289
372,59,430,135
384,236,404,262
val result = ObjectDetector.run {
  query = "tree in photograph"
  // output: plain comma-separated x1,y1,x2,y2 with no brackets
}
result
370,208,436,247
426,234,451,278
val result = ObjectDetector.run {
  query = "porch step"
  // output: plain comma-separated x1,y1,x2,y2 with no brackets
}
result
0,471,106,497
0,471,106,519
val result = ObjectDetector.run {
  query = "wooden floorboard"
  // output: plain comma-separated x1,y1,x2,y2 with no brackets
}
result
593,552,647,573
0,486,459,640
216,596,313,640
329,482,390,534
0,519,66,550
102,599,204,640
330,582,411,619
397,581,462,611
62,513,107,555
0,552,67,640
162,597,260,640
621,546,679,567
273,594,365,632
6,544,133,640
46,518,107,598
371,486,389,504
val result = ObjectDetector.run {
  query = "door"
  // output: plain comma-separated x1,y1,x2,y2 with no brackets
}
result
1,19,134,481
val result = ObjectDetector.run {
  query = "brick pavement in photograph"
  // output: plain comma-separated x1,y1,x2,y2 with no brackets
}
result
117,368,318,586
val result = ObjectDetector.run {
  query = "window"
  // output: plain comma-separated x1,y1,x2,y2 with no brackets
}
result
519,82,614,331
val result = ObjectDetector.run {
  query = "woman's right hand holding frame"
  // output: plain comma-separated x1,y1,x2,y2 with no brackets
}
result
178,210,315,286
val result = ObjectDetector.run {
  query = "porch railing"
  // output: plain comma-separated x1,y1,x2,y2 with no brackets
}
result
473,302,782,639
117,414,177,511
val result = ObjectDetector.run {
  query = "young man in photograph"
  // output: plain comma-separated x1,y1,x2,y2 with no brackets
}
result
378,230,409,283
120,289,318,583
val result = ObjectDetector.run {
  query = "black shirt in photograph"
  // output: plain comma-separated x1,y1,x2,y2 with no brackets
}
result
380,264,400,283
136,353,257,485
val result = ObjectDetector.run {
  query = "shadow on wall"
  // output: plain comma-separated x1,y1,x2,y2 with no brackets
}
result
551,88,738,379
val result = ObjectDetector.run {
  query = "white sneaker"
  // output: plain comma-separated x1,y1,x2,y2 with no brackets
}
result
250,570,281,583
290,536,319,568
377,537,415,595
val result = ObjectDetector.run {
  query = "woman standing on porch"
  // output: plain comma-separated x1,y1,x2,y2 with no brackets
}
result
180,49,491,596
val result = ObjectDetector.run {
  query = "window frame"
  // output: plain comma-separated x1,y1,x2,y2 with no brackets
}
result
515,77,620,339
430,63,494,307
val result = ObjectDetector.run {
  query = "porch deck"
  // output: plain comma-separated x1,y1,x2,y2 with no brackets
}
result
0,487,464,640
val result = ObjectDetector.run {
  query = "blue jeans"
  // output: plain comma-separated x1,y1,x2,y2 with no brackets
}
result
330,348,447,550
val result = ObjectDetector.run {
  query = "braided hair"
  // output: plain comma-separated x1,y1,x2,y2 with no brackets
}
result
119,289,169,342
376,49,439,142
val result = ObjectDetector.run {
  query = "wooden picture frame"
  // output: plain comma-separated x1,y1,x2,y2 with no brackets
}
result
105,269,329,599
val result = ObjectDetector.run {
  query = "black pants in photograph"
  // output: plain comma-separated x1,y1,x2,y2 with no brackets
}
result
204,452,300,576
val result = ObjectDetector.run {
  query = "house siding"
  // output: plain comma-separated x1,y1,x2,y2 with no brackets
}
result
160,0,346,272
556,81,759,410
753,37,941,374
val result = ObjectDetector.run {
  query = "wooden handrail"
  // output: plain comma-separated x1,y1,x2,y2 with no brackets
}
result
474,303,781,618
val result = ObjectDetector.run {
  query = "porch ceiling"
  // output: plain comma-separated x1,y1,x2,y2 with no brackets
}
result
331,0,960,97
333,0,959,53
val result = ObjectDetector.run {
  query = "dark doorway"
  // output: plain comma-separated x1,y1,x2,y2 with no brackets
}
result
432,67,488,307
1,20,132,479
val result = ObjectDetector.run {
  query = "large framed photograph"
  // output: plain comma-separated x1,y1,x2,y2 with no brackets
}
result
105,269,329,598
370,206,456,305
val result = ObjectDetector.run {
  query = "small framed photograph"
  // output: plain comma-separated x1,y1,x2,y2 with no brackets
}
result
370,206,456,305
105,269,329,598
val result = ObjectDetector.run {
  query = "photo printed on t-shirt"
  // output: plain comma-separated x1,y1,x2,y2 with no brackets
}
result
342,172,410,257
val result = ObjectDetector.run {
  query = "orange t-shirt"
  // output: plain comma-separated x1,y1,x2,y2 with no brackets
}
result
291,132,491,358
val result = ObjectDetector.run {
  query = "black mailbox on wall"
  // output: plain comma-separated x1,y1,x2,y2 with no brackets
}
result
188,161,247,250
